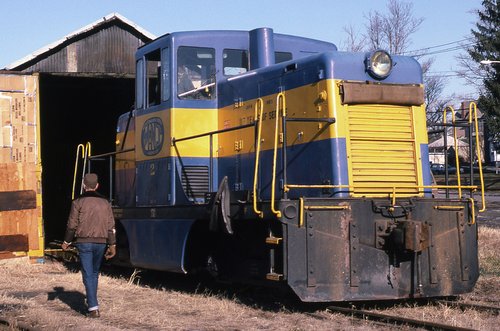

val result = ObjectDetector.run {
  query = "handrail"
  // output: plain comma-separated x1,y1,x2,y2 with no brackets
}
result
290,183,481,226
88,147,135,159
80,142,92,194
252,98,264,218
72,144,85,200
72,142,91,199
443,106,462,198
286,183,479,192
172,123,254,144
270,92,285,218
469,102,486,212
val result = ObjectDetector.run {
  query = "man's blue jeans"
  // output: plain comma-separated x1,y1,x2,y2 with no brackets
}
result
75,243,106,311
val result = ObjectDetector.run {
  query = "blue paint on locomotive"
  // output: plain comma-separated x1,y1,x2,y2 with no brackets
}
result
218,51,422,109
120,218,195,273
136,158,171,206
135,156,218,206
217,138,349,199
135,29,337,110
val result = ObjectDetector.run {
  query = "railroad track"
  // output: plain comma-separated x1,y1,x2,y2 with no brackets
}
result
436,299,500,315
324,299,500,331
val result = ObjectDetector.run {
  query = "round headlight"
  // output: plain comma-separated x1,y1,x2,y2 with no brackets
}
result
366,50,393,79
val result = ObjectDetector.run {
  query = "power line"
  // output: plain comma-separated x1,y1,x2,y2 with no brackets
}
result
404,37,473,53
400,38,475,56
417,44,475,56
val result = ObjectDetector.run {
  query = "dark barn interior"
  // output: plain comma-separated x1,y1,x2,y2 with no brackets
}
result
2,14,154,244
39,74,135,242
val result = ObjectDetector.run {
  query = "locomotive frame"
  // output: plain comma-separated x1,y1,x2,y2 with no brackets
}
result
82,28,485,302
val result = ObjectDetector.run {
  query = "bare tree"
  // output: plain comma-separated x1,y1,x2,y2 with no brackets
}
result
422,58,451,141
364,0,424,54
456,42,488,94
365,11,385,51
340,24,366,52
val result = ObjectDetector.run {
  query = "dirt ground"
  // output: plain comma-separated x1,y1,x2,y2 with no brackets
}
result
0,201,499,331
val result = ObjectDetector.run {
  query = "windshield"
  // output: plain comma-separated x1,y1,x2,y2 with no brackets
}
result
177,46,215,100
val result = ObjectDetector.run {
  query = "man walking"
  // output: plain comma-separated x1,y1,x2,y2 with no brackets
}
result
62,173,116,318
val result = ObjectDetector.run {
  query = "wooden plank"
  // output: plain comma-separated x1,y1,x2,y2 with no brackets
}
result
0,73,42,260
0,234,29,251
0,190,36,211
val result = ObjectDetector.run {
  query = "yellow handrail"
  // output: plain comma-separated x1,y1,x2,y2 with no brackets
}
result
252,98,264,218
72,144,85,200
443,106,462,198
270,92,285,218
287,182,482,225
469,102,486,212
72,142,92,199
80,142,92,194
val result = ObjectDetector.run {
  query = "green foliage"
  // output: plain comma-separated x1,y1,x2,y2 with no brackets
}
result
469,0,500,142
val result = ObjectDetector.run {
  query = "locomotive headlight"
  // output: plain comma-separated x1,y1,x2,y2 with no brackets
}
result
366,50,393,79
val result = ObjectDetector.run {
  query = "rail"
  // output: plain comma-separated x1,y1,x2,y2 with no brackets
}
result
72,142,91,199
289,183,482,226
86,147,135,202
252,98,264,218
443,106,463,198
270,93,285,218
468,102,485,212
172,92,335,217
172,122,255,193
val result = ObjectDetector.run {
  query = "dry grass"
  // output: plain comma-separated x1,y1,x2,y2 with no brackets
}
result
478,227,500,277
1,225,499,330
0,258,374,331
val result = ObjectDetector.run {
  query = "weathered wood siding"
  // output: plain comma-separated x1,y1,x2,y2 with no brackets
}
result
12,23,150,74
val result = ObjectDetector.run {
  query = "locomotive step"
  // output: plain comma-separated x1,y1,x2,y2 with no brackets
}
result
266,273,283,281
265,236,282,245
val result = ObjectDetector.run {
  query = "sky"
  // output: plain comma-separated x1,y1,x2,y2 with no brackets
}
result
0,0,483,103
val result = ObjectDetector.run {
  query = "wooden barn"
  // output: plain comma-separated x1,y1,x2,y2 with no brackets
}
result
0,13,155,261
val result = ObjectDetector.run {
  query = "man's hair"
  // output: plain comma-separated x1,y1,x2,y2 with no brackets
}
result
83,173,98,190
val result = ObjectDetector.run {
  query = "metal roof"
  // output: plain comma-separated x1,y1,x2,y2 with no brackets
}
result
4,13,156,70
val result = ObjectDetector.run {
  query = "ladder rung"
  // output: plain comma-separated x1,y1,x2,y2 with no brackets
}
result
266,237,282,245
266,273,283,281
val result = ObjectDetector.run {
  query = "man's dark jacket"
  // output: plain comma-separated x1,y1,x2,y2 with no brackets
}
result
63,191,116,245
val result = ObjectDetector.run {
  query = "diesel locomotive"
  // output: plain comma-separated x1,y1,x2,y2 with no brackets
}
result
85,28,484,302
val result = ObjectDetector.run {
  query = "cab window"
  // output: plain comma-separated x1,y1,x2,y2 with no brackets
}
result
145,49,161,106
223,49,248,76
177,46,215,100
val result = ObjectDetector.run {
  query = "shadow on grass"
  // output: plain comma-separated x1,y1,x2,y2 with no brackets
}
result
97,264,327,313
51,255,464,314
47,286,87,315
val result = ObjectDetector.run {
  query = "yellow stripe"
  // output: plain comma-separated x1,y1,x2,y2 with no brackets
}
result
171,107,218,158
217,79,337,158
134,107,218,160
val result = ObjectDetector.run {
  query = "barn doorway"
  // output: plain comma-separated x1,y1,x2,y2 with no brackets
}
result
39,74,135,242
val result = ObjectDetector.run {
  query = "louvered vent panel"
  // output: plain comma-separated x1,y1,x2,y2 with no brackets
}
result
181,166,209,201
347,105,418,196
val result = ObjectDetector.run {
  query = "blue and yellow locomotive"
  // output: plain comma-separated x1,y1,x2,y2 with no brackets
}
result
103,28,481,302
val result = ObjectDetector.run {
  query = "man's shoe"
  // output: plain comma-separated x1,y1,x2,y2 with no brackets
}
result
88,310,100,318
